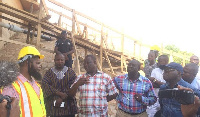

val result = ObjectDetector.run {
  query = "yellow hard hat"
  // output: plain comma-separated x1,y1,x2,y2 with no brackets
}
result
150,45,160,51
18,46,44,62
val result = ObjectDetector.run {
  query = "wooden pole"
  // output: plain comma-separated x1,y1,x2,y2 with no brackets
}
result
58,14,62,27
74,14,81,34
103,49,114,74
30,26,35,44
139,43,142,60
85,48,87,57
100,24,103,69
26,3,34,44
36,0,42,47
133,41,136,57
26,23,31,44
72,9,80,74
121,33,124,73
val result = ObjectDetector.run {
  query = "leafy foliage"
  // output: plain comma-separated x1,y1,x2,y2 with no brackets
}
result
164,45,194,65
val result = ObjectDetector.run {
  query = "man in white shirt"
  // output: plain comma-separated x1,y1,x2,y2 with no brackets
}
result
182,63,200,89
190,55,200,80
146,55,169,117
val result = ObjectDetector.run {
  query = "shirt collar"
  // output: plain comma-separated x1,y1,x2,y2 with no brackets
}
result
125,73,142,82
85,70,102,76
51,66,68,74
17,73,35,83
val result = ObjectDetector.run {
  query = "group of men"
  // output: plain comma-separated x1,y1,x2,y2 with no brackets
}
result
0,32,200,117
144,47,200,117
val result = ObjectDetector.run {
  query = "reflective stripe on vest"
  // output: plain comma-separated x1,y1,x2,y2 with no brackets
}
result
17,80,32,117
12,78,46,117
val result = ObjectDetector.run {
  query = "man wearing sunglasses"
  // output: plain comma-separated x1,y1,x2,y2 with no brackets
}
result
159,62,200,117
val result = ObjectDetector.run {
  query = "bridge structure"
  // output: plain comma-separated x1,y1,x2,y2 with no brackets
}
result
0,0,190,77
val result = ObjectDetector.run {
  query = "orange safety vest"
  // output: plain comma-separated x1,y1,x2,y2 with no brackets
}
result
12,78,46,117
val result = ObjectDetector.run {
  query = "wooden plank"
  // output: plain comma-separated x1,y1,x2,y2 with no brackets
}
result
123,60,127,72
41,0,49,15
103,49,114,74
48,0,72,12
0,3,55,31
30,25,35,44
74,13,81,34
85,48,87,57
100,24,103,68
133,41,136,57
0,1,37,18
0,4,38,24
47,0,150,48
58,14,62,27
48,8,72,20
0,15,59,41
72,9,80,74
121,33,124,73
102,38,114,74
26,23,31,44
36,0,42,47
48,7,100,33
41,15,51,22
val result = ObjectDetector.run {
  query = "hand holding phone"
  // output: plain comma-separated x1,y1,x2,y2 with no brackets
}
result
54,98,65,107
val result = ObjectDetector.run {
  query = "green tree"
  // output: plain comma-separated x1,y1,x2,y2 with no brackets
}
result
164,45,193,65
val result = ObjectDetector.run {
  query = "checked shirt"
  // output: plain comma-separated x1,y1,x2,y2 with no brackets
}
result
72,71,117,117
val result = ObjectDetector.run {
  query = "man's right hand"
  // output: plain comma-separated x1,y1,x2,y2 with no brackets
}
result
178,85,200,117
55,98,63,107
0,98,20,117
63,53,69,60
59,92,67,100
76,78,90,86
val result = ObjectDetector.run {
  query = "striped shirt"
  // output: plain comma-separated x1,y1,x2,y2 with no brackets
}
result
2,74,40,99
113,74,157,114
72,71,117,117
42,67,77,116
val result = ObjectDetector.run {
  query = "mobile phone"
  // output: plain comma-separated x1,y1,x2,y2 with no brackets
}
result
54,100,65,107
159,88,194,105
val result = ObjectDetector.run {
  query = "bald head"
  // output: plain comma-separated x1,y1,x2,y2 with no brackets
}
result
190,55,199,65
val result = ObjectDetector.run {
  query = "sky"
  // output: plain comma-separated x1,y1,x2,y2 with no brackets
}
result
47,0,200,56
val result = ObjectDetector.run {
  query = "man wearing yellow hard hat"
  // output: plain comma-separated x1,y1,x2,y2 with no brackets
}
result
150,45,160,59
1,46,46,117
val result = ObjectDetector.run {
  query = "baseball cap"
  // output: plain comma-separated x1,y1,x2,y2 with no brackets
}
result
61,30,67,35
165,62,183,74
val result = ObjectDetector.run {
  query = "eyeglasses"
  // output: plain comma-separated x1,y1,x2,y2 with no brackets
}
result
164,68,176,73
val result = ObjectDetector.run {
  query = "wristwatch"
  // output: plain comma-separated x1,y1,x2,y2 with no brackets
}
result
153,78,157,83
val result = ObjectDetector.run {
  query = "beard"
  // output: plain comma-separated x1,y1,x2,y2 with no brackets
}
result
28,65,42,81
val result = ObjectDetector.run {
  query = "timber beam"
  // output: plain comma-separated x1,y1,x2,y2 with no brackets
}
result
0,2,59,34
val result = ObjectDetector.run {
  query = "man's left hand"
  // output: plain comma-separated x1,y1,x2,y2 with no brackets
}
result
134,94,142,102
59,92,68,100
